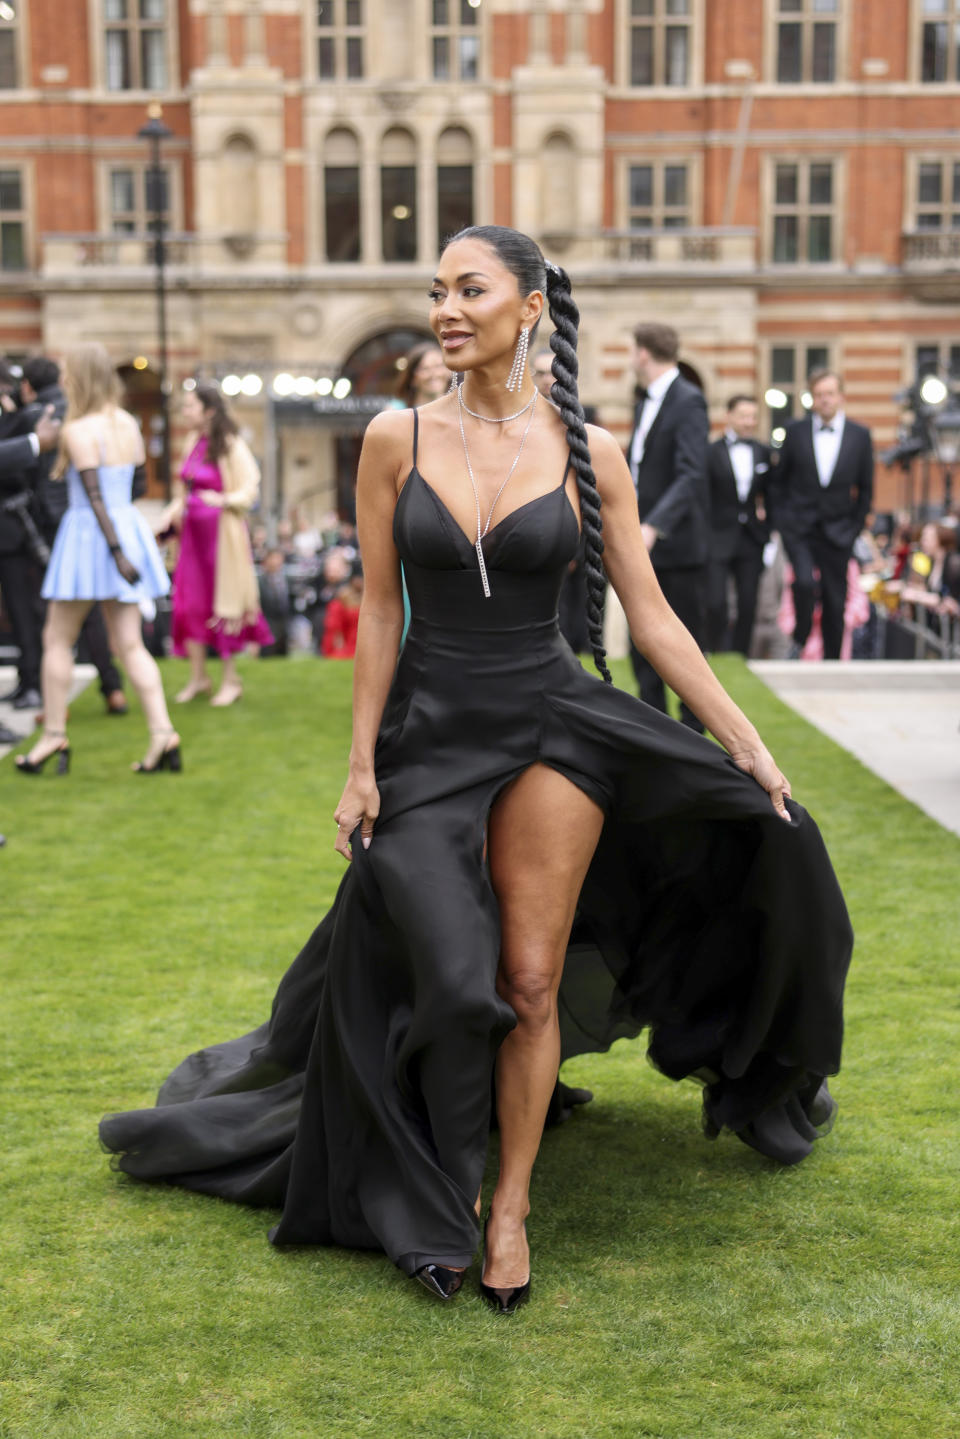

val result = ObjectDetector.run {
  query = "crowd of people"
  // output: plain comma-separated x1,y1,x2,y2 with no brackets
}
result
3,333,959,764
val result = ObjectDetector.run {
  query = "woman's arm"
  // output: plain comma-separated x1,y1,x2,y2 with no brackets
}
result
589,426,791,817
64,419,140,585
332,410,409,858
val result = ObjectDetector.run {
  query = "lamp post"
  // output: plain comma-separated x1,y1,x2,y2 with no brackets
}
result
931,398,960,515
137,102,174,498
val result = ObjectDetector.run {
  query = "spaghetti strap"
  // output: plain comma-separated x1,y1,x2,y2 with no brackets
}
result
560,452,573,487
412,408,419,470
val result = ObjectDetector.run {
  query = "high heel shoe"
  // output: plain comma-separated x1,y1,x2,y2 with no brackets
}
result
413,1264,466,1301
132,731,183,774
479,1220,531,1315
15,732,70,776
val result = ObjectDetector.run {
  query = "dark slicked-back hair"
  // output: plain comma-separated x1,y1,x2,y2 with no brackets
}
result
726,394,758,411
443,224,611,682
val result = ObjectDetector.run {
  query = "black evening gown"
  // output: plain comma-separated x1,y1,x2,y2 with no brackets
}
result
100,416,853,1275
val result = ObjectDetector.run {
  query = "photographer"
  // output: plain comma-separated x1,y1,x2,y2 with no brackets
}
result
0,362,54,711
0,403,60,737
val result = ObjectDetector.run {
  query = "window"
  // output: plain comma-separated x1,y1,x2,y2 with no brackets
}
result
771,159,835,263
0,169,27,270
916,342,960,381
914,159,960,229
316,0,364,80
629,0,693,87
431,0,480,82
767,344,830,440
627,161,691,231
324,128,361,262
381,128,417,262
107,165,170,233
920,0,960,81
436,127,473,250
775,0,838,83
0,0,20,89
104,0,167,90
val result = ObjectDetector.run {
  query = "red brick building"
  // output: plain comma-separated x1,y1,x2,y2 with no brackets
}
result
1,0,959,514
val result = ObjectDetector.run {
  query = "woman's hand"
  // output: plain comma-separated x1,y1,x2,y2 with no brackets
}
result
727,741,792,821
198,489,224,508
333,770,380,860
114,552,141,586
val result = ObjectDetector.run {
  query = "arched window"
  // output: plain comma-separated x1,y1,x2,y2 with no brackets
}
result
220,133,258,253
381,128,417,262
436,126,474,251
540,132,576,244
324,127,361,262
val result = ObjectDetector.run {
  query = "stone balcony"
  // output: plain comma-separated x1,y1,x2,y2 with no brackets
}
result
39,231,288,283
538,227,758,276
902,230,960,300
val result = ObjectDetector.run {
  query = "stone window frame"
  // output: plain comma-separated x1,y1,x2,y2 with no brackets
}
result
763,340,834,441
615,0,705,91
621,153,701,235
763,153,844,266
908,152,960,230
915,339,960,382
314,0,366,82
97,157,183,237
914,0,960,84
0,162,30,271
88,0,178,96
0,0,25,92
767,0,846,86
428,0,483,84
320,125,363,263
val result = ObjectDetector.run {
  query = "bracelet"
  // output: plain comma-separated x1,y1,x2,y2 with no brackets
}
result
109,544,122,553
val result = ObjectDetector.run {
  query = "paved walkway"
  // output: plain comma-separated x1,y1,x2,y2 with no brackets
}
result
751,660,960,838
0,664,97,760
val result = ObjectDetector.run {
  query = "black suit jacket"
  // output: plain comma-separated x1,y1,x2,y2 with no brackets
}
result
773,414,873,551
0,433,41,555
630,374,710,570
707,435,772,561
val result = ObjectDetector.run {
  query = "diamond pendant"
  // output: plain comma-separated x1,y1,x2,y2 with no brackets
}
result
476,539,491,598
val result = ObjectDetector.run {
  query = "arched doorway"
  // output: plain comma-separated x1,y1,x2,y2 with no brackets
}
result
334,326,435,516
117,361,165,498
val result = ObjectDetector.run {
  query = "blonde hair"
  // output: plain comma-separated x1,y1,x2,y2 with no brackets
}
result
55,343,123,476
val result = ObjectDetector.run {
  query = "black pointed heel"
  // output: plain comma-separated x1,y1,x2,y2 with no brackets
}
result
414,1264,466,1301
479,1220,531,1315
15,735,70,776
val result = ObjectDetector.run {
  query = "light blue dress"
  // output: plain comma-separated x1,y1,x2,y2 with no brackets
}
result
42,461,170,604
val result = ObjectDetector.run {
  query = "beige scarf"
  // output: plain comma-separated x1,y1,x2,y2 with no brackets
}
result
164,431,262,631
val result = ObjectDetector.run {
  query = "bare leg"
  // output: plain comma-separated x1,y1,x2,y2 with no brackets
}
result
210,650,243,707
102,601,179,768
485,764,605,1288
175,640,210,702
22,600,91,764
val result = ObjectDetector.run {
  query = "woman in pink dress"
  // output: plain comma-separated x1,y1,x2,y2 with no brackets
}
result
161,383,272,706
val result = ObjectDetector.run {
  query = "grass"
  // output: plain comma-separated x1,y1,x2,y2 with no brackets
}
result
1,653,958,1439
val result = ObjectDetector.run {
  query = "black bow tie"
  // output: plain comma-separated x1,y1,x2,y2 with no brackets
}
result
727,437,749,447
818,424,834,434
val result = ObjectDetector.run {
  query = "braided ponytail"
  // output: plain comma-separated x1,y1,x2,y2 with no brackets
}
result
544,265,611,682
442,226,611,682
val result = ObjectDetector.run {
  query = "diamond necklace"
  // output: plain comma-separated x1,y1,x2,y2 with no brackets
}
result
457,385,539,598
456,383,537,424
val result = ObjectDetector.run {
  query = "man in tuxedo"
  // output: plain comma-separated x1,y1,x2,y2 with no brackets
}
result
628,322,710,730
706,395,772,655
774,369,873,660
0,406,60,741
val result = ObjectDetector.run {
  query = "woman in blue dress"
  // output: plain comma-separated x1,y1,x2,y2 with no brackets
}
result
101,230,851,1313
16,344,178,776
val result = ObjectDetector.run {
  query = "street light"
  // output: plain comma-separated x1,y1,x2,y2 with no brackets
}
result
931,397,960,514
137,102,174,498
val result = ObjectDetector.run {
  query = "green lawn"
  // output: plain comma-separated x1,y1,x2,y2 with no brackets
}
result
1,654,958,1439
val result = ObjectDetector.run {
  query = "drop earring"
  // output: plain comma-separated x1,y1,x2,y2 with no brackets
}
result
505,327,530,393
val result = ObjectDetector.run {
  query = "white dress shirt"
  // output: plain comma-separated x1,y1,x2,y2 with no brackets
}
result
630,366,679,481
813,412,844,487
725,429,754,504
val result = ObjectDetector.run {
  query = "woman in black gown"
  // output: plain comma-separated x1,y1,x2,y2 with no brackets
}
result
100,227,852,1313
